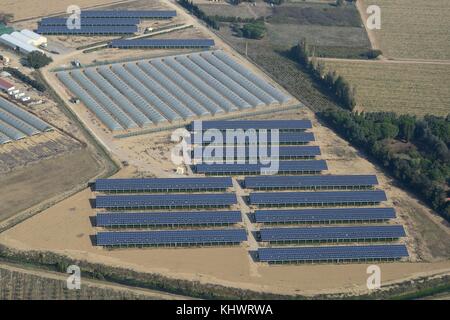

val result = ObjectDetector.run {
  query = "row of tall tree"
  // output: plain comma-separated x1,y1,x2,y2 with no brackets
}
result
319,108,450,220
290,39,356,110
178,0,220,30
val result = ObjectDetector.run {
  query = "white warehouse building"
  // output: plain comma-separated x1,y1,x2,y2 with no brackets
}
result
21,29,47,46
10,31,35,45
0,34,43,54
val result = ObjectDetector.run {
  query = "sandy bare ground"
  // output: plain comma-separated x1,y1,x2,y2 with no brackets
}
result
4,0,139,21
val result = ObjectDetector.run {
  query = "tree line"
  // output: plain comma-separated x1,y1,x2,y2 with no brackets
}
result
289,39,356,111
319,108,450,221
3,67,46,92
178,0,220,30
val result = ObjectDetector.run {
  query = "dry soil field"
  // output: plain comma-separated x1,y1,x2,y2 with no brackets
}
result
322,59,450,116
3,0,136,21
359,0,450,60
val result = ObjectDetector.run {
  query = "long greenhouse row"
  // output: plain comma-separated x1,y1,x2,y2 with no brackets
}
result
56,51,292,131
0,96,52,144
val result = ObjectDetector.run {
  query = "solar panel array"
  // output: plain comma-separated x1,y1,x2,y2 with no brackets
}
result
97,211,242,227
56,51,291,131
254,207,396,224
110,39,215,49
93,176,246,247
97,229,247,246
190,120,312,132
193,160,328,175
95,177,233,193
243,175,378,190
96,193,237,209
36,25,138,35
80,10,176,19
258,245,409,263
0,96,52,143
186,131,316,146
249,191,388,207
39,17,141,26
193,146,321,161
258,225,406,243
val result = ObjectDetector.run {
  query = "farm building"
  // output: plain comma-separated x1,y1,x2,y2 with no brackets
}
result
0,78,14,92
0,34,43,54
20,29,47,46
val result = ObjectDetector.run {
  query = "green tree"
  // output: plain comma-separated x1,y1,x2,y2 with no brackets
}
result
26,51,53,69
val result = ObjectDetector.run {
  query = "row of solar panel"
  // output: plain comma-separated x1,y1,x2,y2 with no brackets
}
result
94,190,387,209
243,175,378,190
95,208,397,227
39,17,141,26
248,191,387,207
36,26,138,35
192,160,328,175
96,228,247,246
110,39,215,49
95,193,237,209
254,207,396,224
96,211,242,227
95,177,233,193
56,51,291,131
79,10,176,18
257,245,409,263
257,225,406,243
189,119,312,132
192,146,321,161
0,97,52,143
186,132,315,146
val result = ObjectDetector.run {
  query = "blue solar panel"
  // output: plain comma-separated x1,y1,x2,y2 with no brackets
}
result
254,207,396,223
39,17,140,26
193,146,321,161
95,177,233,192
244,175,378,189
258,245,409,263
187,132,315,145
80,10,176,18
193,160,328,175
36,25,137,35
110,39,215,48
259,225,406,242
190,120,312,131
96,229,247,246
249,190,387,206
95,193,237,209
96,211,242,227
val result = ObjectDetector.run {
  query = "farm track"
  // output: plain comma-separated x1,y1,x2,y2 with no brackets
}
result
0,261,191,300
